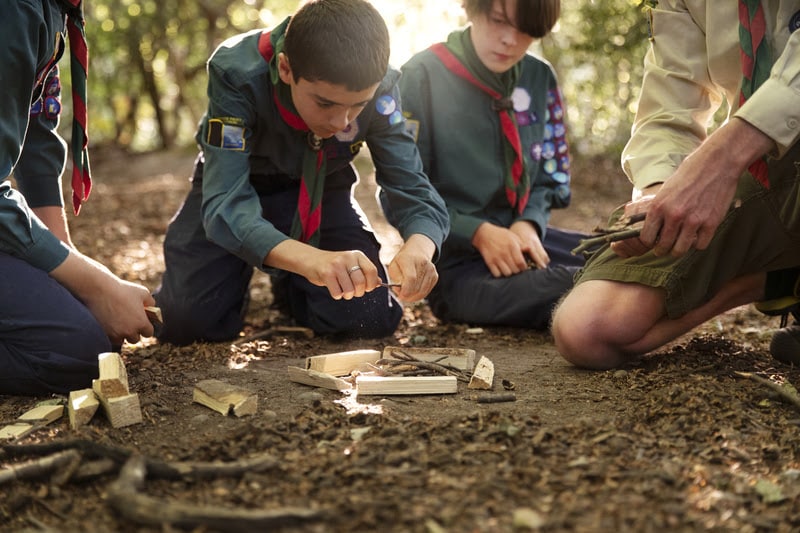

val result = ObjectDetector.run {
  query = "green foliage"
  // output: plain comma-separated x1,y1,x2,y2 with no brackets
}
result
80,0,300,150
543,0,650,157
67,0,650,157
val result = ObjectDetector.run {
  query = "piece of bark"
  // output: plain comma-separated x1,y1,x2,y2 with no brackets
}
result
355,375,458,395
305,349,381,377
68,388,100,430
468,356,495,390
382,346,476,371
193,379,258,417
287,366,353,391
93,352,130,398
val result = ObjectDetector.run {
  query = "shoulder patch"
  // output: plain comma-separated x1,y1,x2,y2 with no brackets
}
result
404,119,420,142
207,118,247,151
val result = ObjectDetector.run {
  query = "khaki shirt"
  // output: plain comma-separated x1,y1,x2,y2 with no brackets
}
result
622,0,800,192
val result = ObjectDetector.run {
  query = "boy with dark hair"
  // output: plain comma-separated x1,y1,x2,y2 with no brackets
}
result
398,0,584,329
154,0,450,344
0,0,156,395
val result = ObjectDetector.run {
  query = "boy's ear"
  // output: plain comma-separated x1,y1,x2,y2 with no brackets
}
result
277,52,294,85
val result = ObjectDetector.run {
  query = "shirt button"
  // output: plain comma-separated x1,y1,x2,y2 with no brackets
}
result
788,118,799,129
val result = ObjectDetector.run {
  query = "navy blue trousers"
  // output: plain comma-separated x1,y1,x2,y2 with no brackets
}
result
427,227,586,329
0,254,108,395
154,162,402,345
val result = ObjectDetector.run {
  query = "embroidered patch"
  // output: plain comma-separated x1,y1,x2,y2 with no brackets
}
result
44,96,61,119
335,121,359,143
207,118,246,150
516,111,534,126
46,76,60,96
511,87,531,112
30,98,43,116
530,143,542,161
388,110,403,126
376,95,397,115
404,119,420,142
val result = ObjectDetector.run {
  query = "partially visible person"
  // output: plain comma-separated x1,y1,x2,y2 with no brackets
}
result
553,1,800,368
154,0,449,345
397,0,584,329
1,0,155,396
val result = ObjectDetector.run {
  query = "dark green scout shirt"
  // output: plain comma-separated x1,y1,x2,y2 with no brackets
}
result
0,0,72,272
400,40,572,269
196,19,449,269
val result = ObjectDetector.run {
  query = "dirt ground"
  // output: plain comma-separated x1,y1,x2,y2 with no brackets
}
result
1,147,799,533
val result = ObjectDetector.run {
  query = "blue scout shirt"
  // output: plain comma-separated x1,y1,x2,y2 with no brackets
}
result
0,0,72,273
197,18,449,269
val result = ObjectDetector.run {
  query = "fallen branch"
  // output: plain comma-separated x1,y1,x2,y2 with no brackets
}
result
2,439,278,482
0,449,81,486
108,455,324,531
735,371,800,411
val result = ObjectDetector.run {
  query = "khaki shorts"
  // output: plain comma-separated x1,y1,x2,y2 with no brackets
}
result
575,152,800,319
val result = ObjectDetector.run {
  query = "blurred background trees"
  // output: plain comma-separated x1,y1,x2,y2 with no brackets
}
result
76,0,650,157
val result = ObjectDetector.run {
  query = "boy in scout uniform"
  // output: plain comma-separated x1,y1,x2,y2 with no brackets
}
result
0,0,155,395
154,0,449,344
398,0,585,330
553,1,800,368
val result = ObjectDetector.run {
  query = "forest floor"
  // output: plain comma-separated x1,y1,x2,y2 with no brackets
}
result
1,147,799,532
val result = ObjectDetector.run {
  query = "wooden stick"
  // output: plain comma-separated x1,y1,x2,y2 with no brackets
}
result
376,358,470,383
735,371,800,411
571,228,642,256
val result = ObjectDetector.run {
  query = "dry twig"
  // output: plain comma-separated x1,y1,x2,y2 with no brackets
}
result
735,371,800,411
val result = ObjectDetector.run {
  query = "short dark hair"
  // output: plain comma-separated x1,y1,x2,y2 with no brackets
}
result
284,0,390,91
463,0,561,38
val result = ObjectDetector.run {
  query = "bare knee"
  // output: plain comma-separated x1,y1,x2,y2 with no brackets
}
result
553,303,615,369
552,288,631,370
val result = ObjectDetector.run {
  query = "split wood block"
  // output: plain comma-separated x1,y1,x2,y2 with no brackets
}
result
91,352,142,428
144,305,163,324
355,375,458,396
305,349,381,377
467,356,494,390
287,366,353,391
0,404,64,440
93,352,130,398
193,379,258,417
382,346,476,371
97,393,143,428
68,388,100,429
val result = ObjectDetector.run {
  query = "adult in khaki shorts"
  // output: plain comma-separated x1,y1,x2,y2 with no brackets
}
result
552,1,800,368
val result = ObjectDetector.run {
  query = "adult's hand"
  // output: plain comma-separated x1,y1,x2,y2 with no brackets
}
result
612,118,775,258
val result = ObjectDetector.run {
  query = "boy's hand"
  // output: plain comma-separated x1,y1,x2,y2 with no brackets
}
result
473,222,548,277
50,252,155,345
266,241,381,300
509,220,549,270
386,234,438,302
